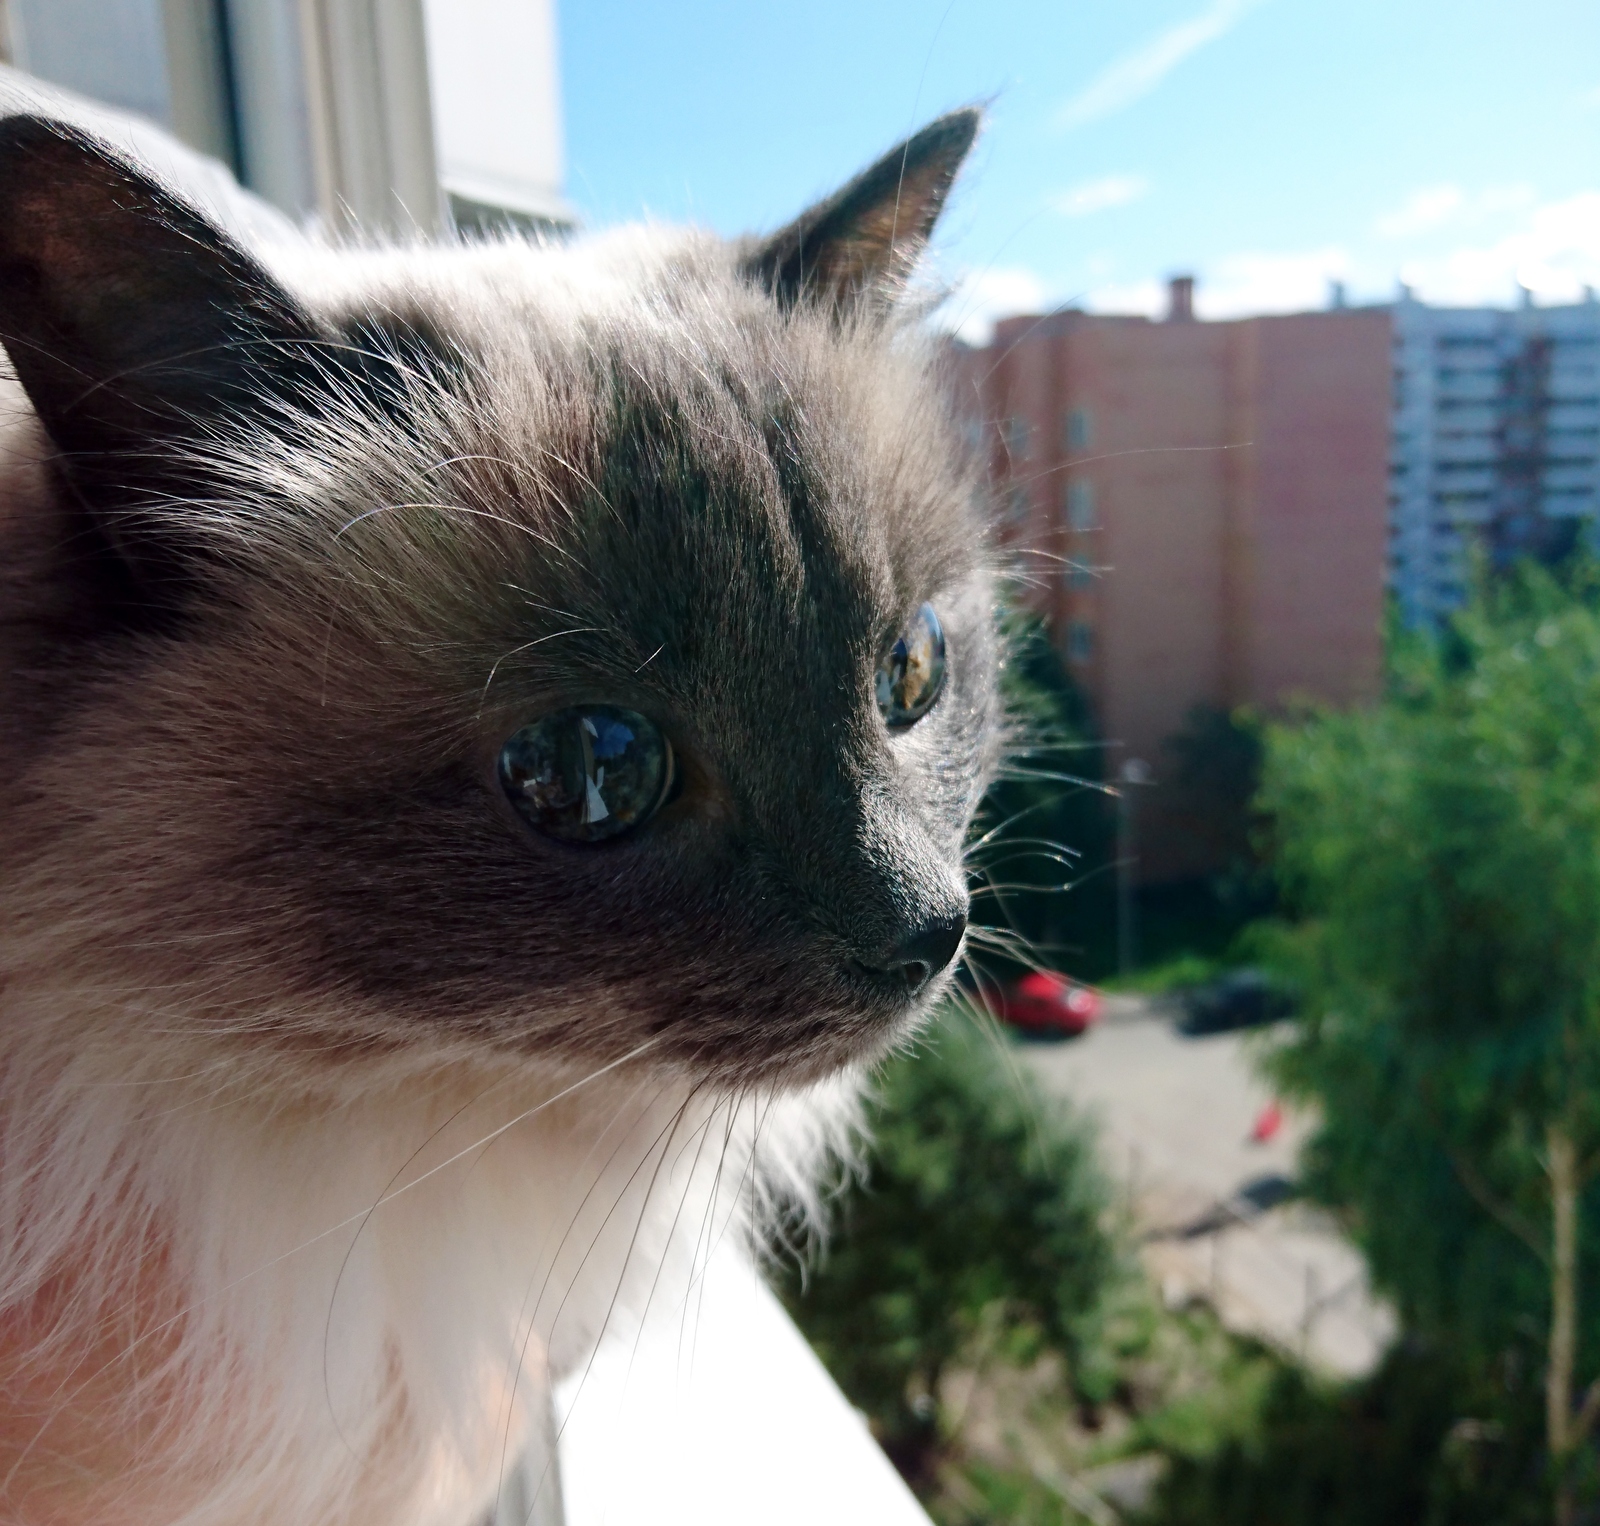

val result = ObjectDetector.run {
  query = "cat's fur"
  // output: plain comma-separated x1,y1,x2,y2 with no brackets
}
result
0,110,995,1524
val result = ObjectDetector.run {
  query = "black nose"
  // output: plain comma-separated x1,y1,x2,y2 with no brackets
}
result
861,909,967,996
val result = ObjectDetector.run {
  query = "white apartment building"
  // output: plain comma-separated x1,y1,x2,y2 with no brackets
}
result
1390,291,1600,624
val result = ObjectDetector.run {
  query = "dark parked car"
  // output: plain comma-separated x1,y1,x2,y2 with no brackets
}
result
994,972,1102,1038
1176,969,1295,1036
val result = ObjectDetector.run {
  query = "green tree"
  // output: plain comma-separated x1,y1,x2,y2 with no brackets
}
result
779,1006,1116,1483
1145,1341,1549,1526
1164,703,1272,908
1259,565,1600,1522
966,612,1116,983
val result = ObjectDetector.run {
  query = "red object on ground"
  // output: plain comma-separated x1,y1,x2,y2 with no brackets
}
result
995,973,1102,1037
1250,1101,1284,1143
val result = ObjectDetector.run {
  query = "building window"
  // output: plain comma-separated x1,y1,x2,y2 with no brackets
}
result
1067,621,1094,662
1004,415,1032,460
1064,408,1092,451
1065,479,1096,530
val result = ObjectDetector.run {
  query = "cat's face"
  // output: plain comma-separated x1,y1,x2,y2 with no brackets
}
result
0,113,994,1089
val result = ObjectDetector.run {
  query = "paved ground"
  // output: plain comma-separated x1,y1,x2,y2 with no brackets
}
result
1022,997,1396,1377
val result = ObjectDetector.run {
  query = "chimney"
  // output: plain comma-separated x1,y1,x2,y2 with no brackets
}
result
1166,274,1195,322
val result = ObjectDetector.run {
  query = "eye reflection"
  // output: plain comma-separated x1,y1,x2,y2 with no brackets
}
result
876,602,946,727
499,705,673,843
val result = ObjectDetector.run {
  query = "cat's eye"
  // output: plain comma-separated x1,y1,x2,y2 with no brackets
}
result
499,705,674,843
876,602,947,727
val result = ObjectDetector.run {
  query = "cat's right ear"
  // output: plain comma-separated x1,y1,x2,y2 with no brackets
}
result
0,116,322,609
743,107,980,316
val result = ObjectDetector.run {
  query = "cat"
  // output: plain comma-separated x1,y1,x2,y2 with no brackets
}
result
0,106,996,1525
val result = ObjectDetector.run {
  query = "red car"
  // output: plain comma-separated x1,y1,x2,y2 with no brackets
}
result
994,972,1102,1037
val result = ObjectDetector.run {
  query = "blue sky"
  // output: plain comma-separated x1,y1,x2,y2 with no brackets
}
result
560,0,1600,340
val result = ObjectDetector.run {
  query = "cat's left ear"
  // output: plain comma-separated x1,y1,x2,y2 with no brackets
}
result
0,116,326,621
0,117,322,475
744,107,980,315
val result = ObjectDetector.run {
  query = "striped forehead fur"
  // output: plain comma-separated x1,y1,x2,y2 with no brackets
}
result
178,233,975,614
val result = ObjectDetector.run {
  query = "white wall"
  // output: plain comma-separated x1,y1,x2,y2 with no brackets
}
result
5,0,570,233
8,0,172,125
422,0,568,223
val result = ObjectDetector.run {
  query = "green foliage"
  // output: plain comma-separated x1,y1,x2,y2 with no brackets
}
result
1163,703,1270,897
1142,1341,1551,1526
1116,881,1264,985
969,612,1115,982
1257,561,1600,1397
1099,952,1225,996
932,1460,1085,1526
779,1005,1117,1473
1123,1313,1284,1463
973,615,1276,984
923,1287,1310,1523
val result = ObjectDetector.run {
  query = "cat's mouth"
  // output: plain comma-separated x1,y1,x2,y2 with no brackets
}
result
589,921,970,1086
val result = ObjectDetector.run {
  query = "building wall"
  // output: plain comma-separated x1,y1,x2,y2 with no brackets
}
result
2,0,570,235
1389,296,1600,625
1243,312,1391,714
957,299,1392,882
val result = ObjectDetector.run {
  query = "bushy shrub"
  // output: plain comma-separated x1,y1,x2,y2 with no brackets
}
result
780,1005,1117,1480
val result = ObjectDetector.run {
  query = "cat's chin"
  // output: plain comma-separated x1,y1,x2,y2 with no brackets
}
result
631,977,951,1091
411,981,941,1092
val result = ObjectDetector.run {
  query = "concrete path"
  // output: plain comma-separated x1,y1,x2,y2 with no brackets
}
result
1021,998,1396,1377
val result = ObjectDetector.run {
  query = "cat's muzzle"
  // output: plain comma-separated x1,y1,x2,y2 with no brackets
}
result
848,906,967,998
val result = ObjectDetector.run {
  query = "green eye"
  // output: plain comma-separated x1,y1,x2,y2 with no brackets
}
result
499,705,674,843
876,602,947,727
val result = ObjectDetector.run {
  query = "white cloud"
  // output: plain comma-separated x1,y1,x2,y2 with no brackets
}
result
1079,252,1348,320
1080,278,1166,318
1397,190,1600,305
1081,190,1600,324
1051,174,1150,217
1195,248,1350,317
1374,182,1535,239
1375,184,1464,239
938,192,1600,351
1478,184,1540,217
1056,0,1269,131
940,266,1049,345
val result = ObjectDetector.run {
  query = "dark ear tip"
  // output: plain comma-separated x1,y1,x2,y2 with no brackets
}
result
0,112,67,144
743,107,982,314
0,113,102,162
914,107,984,161
0,114,140,205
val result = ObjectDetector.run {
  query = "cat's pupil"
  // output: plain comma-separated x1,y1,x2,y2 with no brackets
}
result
499,705,673,843
876,603,947,727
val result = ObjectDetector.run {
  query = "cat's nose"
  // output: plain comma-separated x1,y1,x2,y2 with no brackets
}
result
861,908,967,996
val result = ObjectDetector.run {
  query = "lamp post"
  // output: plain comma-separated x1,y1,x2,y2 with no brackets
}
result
1116,757,1151,978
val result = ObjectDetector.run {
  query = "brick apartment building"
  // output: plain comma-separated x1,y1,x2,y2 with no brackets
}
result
950,279,1393,881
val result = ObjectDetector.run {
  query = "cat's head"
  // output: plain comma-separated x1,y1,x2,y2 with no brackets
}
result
0,111,995,1090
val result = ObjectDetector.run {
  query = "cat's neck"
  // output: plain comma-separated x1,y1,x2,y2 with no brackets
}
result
0,1046,712,1526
